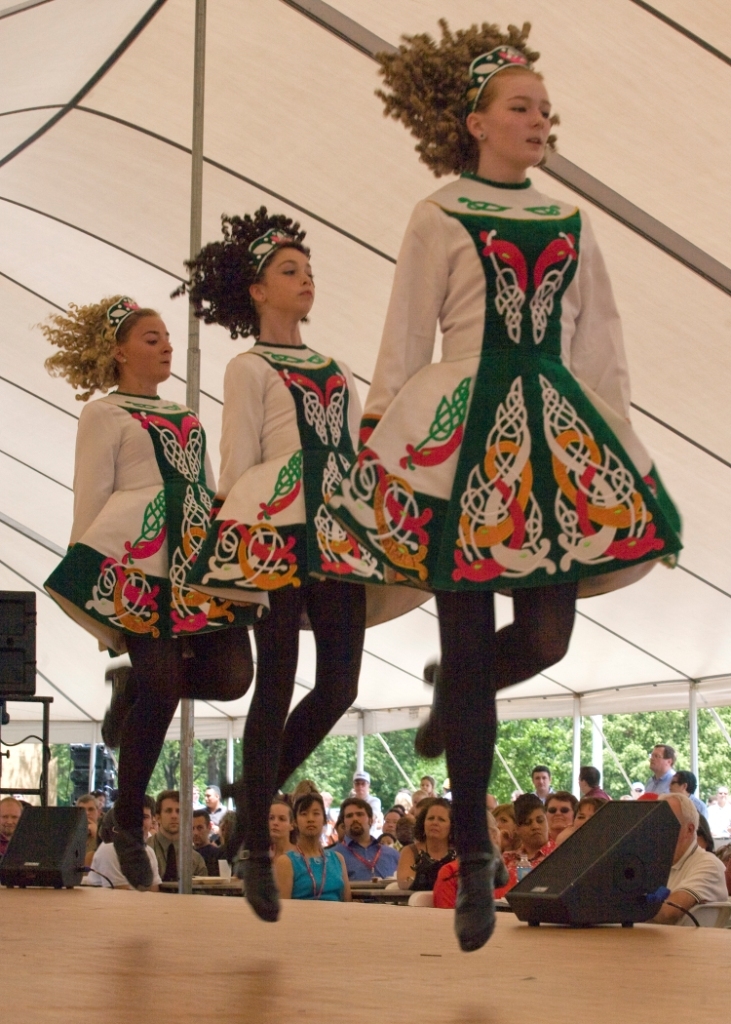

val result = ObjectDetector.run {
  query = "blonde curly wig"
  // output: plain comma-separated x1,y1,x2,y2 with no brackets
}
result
376,19,558,178
41,297,158,402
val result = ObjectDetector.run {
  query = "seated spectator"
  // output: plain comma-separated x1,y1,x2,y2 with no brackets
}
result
420,775,437,799
382,806,405,849
397,798,456,891
86,796,160,890
651,793,727,924
192,808,221,876
148,790,207,882
218,810,237,869
696,814,714,853
545,791,578,843
394,789,413,814
274,794,351,902
338,798,399,881
433,811,507,909
320,791,337,843
707,786,731,838
395,813,416,849
411,789,429,810
379,833,396,847
670,770,708,819
578,766,611,801
495,794,555,899
269,798,296,859
326,805,346,848
204,786,226,835
716,844,731,896
291,779,319,804
76,793,101,867
554,796,608,847
493,803,518,853
0,796,22,859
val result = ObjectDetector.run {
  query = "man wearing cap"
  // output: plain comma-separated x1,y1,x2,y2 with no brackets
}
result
338,798,399,882
669,771,707,819
645,745,676,795
352,771,383,836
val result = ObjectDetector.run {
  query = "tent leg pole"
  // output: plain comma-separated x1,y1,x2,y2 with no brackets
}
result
180,0,207,898
356,713,365,775
226,720,235,810
571,698,581,798
87,722,98,794
591,714,603,780
689,683,699,781
375,733,414,788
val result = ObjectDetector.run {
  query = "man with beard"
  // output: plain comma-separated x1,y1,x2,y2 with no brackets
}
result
338,798,399,881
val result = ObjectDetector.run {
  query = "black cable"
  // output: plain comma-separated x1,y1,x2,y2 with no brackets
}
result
663,900,700,927
82,866,115,890
0,734,46,746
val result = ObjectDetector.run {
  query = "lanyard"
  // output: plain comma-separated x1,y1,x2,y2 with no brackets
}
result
297,846,328,900
344,841,382,874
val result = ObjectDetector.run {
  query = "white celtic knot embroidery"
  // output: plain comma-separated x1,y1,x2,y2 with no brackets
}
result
482,229,525,344
529,233,577,345
170,484,211,620
326,384,345,448
147,420,203,482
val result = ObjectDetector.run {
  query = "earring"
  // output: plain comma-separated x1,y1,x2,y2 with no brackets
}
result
120,357,127,363
479,133,485,140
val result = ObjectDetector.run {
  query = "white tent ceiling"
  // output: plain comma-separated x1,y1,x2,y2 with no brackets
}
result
0,0,729,745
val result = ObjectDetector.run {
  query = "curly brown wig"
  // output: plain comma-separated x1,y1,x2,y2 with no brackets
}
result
376,19,558,178
41,297,158,401
173,206,309,339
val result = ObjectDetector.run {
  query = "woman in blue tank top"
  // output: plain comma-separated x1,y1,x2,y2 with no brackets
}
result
274,793,351,902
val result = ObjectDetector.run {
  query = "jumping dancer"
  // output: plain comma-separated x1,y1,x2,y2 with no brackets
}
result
330,22,682,951
43,297,265,888
178,209,425,921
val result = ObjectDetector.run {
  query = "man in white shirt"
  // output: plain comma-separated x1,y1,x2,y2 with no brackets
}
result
352,772,383,836
86,797,161,890
651,794,727,925
706,786,731,838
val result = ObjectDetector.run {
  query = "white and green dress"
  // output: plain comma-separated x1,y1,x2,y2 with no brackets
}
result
185,342,427,625
329,174,682,595
45,392,267,653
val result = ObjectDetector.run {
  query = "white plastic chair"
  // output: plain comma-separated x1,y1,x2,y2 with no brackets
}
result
384,881,402,891
408,891,434,907
679,901,731,927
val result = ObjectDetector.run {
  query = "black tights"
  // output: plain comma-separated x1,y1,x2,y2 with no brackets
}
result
435,583,577,858
115,628,253,831
242,579,366,853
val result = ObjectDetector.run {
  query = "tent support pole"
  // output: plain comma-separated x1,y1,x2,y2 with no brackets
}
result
226,720,235,809
590,716,633,791
179,0,207,897
87,721,98,793
375,733,414,788
572,698,581,798
356,713,365,774
494,745,522,794
702,703,731,752
689,683,699,781
591,714,604,780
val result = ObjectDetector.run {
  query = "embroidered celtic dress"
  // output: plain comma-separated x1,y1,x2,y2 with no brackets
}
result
185,343,427,625
45,392,268,653
329,175,682,595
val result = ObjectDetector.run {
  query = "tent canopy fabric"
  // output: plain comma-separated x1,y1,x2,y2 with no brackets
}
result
0,0,729,744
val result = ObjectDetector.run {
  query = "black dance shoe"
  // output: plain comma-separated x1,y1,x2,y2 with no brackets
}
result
455,852,497,953
101,666,137,749
242,851,279,923
112,817,153,890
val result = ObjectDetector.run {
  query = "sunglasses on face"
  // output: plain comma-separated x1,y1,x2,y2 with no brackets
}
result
547,806,572,814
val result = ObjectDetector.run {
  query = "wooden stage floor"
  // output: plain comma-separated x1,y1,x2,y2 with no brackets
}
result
3,887,729,1022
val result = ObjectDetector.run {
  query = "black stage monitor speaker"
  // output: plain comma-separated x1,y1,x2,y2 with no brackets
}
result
0,807,87,889
506,799,679,926
0,590,36,696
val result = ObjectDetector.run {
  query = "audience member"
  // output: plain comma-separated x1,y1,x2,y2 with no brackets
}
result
554,796,608,847
578,766,611,801
645,745,676,795
696,814,714,853
379,833,396,847
148,790,207,882
0,796,22,859
545,791,578,842
492,803,518,853
204,786,226,833
269,798,296,859
274,794,351,902
397,798,456,891
485,794,498,812
706,786,731,838
630,782,645,799
410,789,429,809
395,813,416,849
382,806,405,850
394,789,413,813
531,766,553,802
338,798,399,881
420,775,437,799
192,808,221,876
433,811,507,910
441,778,452,801
496,794,555,899
87,796,160,890
291,779,319,804
76,794,100,867
352,772,383,834
650,794,727,924
670,770,707,819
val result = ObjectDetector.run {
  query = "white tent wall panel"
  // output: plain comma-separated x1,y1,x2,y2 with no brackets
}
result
649,0,731,55
327,0,731,264
0,110,56,158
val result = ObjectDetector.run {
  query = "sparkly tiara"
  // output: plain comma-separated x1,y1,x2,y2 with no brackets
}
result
106,297,140,337
467,46,533,112
248,228,297,273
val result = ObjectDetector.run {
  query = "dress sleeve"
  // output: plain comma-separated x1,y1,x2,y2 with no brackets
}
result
217,354,266,500
561,210,631,418
361,201,449,443
70,401,120,545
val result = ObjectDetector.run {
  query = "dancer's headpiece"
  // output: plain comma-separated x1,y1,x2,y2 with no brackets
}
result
106,297,141,337
248,227,297,273
467,46,533,112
